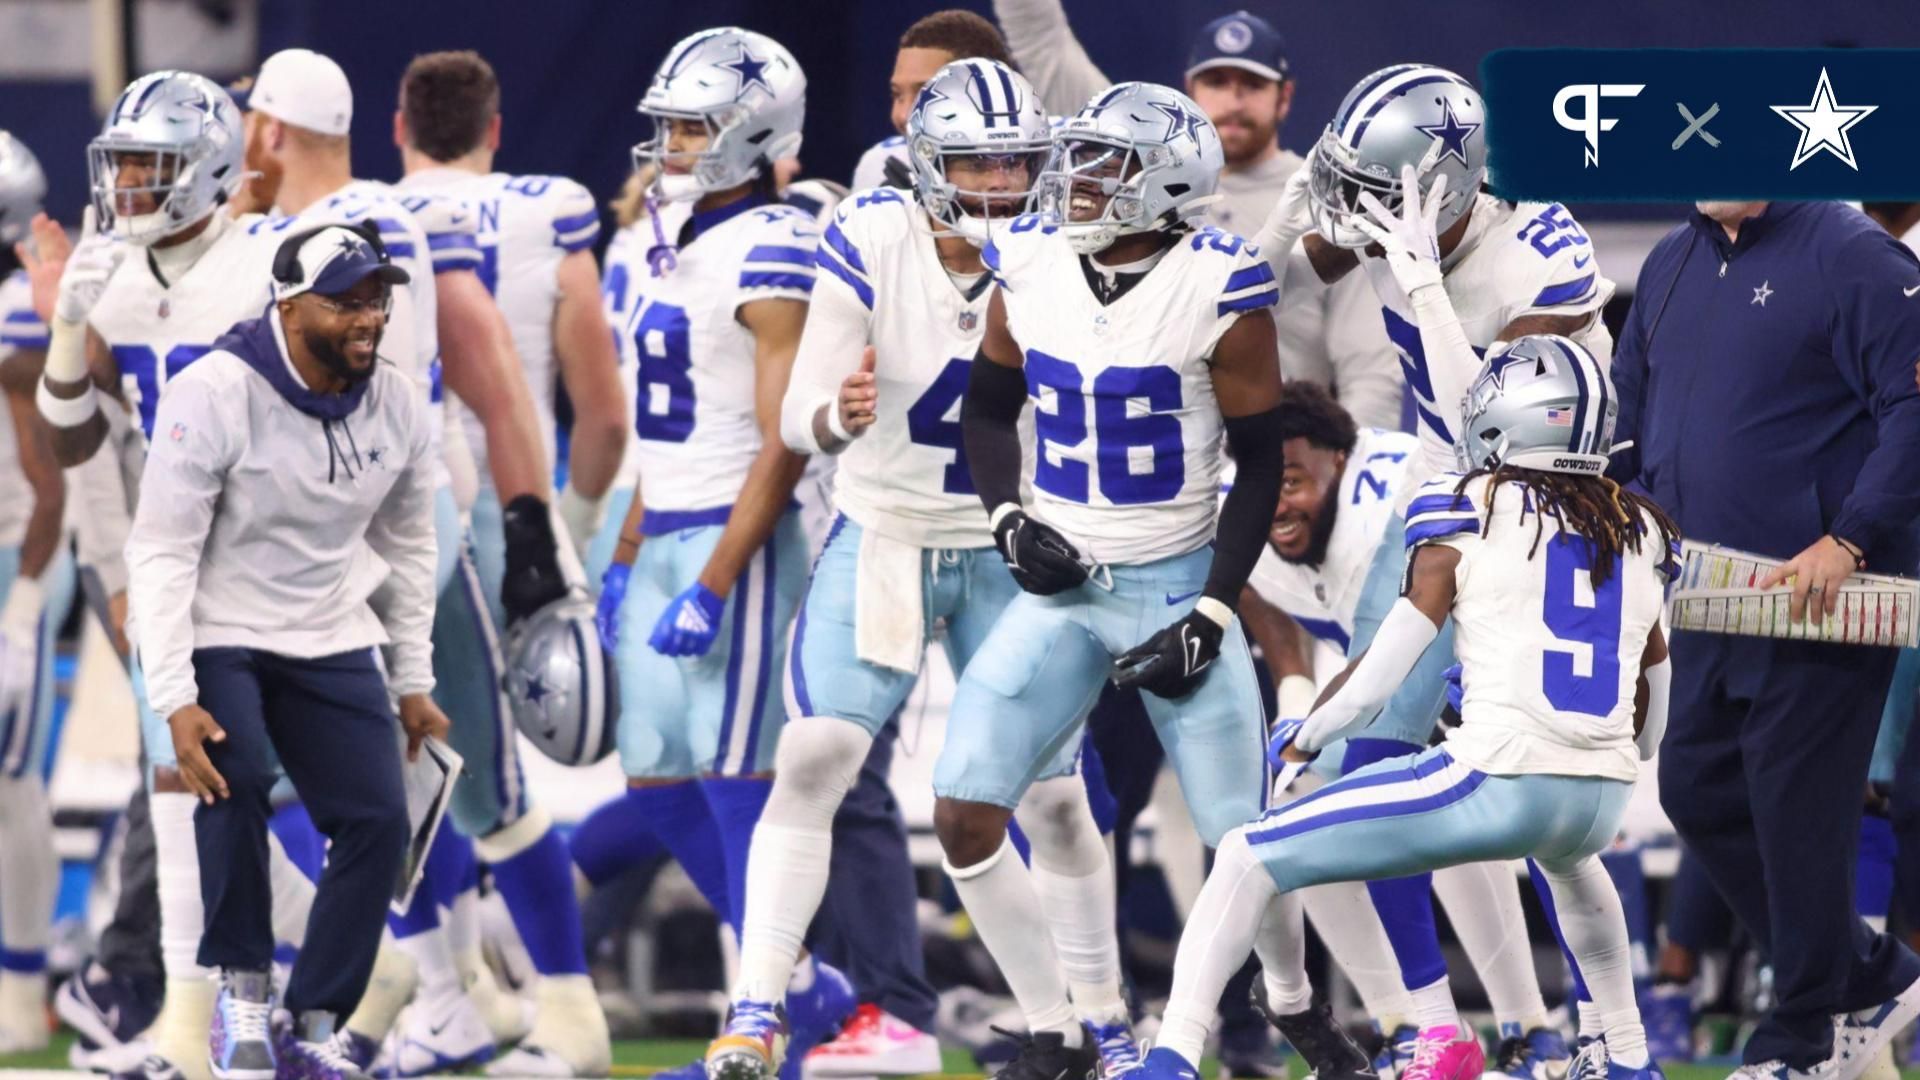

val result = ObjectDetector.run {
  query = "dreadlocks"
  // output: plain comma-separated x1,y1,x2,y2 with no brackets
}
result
1456,465,1681,589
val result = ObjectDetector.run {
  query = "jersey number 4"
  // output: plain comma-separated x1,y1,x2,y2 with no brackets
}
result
630,299,696,442
1026,351,1184,506
905,358,976,495
1541,535,1623,717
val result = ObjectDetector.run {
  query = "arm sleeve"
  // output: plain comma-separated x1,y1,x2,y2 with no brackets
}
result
1825,228,1920,558
1296,597,1441,752
1408,282,1484,477
1637,655,1671,761
960,352,1028,515
781,240,872,455
1207,406,1284,605
991,0,1111,116
367,393,440,697
124,376,233,719
550,179,601,254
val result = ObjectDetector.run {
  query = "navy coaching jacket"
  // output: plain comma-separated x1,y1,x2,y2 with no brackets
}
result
1610,201,1920,574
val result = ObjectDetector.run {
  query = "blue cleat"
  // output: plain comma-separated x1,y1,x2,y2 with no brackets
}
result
1375,1024,1419,1080
1482,1024,1571,1080
1086,1018,1144,1078
1565,1039,1663,1080
1137,1046,1202,1080
783,959,858,1078
209,971,275,1080
707,999,789,1080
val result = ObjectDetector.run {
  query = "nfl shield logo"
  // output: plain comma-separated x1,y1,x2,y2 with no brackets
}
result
958,310,978,332
169,422,187,442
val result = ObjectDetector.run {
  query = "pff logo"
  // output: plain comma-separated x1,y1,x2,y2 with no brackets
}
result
1553,83,1645,167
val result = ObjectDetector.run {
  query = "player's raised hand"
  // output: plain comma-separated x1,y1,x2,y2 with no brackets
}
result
397,693,451,763
836,346,879,439
167,704,230,805
46,207,127,326
1353,165,1445,296
1758,534,1861,626
17,212,74,325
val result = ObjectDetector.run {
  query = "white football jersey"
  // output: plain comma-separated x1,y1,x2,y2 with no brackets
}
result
89,211,280,446
986,216,1278,565
607,197,818,512
601,225,646,492
1406,472,1664,782
1365,195,1615,500
0,271,48,545
1245,427,1417,653
808,187,995,549
398,168,599,481
851,136,907,193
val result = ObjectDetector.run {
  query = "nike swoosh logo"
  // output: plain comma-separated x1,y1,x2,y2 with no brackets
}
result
1905,284,1920,298
1165,589,1202,606
1572,254,1592,269
1186,635,1203,670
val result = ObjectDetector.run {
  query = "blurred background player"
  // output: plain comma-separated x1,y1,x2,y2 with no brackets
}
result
703,57,1051,1080
848,10,1014,193
390,46,625,1077
0,129,77,1056
584,23,850,1077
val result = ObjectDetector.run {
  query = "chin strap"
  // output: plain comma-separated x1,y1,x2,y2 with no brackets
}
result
644,193,679,278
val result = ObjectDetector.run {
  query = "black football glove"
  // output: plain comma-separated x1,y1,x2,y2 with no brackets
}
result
1113,600,1230,698
501,494,569,626
880,154,914,191
991,507,1089,596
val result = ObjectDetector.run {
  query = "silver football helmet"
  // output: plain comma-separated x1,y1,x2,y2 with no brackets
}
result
1036,82,1223,255
633,27,806,203
1308,64,1485,249
907,59,1051,246
1457,334,1615,477
0,132,46,249
502,592,619,767
89,71,245,245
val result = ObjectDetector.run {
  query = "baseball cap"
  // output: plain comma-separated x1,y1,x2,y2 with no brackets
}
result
250,48,354,136
273,225,410,304
1185,11,1289,84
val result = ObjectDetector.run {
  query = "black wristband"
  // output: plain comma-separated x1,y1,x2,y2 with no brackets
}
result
960,352,1029,516
1206,405,1286,606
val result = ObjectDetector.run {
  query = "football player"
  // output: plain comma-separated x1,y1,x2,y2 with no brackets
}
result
0,130,77,1056
939,82,1368,1080
848,10,1014,192
1137,336,1671,1080
389,48,626,1077
584,23,846,1075
1254,63,1615,1073
702,58,1053,1080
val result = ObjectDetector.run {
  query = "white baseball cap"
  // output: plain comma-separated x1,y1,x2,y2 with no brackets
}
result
250,48,354,137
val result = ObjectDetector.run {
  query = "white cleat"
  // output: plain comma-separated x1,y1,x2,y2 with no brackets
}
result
483,975,611,1078
381,988,495,1078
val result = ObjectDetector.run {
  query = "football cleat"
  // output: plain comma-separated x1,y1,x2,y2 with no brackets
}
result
1252,986,1372,1080
1565,1040,1665,1080
208,972,275,1080
1086,1018,1144,1078
58,961,163,1066
707,1000,789,1080
989,1028,1098,1080
1401,1026,1485,1080
379,986,494,1077
1136,1046,1202,1080
784,961,857,1077
803,1004,941,1077
1376,1023,1420,1080
276,1020,373,1080
1482,1024,1570,1080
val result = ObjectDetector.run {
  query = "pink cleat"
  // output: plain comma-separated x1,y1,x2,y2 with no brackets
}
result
1401,1026,1485,1080
803,1004,941,1077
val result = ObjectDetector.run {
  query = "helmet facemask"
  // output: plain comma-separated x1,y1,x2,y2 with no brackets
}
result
911,138,1050,247
633,105,764,203
88,143,211,245
1037,136,1173,255
1307,131,1407,250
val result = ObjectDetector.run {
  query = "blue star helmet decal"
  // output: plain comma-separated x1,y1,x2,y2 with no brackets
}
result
1151,99,1207,145
1484,346,1544,389
523,674,548,704
723,44,773,100
1415,99,1479,167
911,82,951,128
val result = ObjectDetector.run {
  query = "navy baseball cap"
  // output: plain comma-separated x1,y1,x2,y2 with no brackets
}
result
1185,10,1289,84
272,224,410,303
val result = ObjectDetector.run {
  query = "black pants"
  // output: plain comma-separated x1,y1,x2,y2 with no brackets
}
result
1660,633,1920,1067
192,647,409,1019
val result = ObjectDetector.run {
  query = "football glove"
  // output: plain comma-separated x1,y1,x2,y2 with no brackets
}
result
1353,165,1446,297
1266,716,1316,795
649,581,725,657
55,208,127,325
596,563,631,653
991,506,1089,596
501,494,569,626
1443,662,1464,715
1113,597,1230,699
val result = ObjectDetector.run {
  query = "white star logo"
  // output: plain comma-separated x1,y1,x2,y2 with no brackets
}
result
1752,280,1773,306
1771,68,1877,171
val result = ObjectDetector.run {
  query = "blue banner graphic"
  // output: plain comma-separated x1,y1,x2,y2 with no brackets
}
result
1480,49,1920,201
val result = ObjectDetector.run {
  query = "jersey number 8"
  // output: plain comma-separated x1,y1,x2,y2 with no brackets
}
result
629,299,696,443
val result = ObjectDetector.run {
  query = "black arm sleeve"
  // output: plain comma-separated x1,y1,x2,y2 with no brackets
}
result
1206,405,1286,606
960,351,1028,515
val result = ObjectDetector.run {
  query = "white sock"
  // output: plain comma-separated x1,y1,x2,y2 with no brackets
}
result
1433,861,1551,1031
1255,891,1313,1015
151,791,211,981
1537,857,1645,1068
1159,828,1279,1067
399,925,463,997
447,885,481,960
153,975,216,1080
267,832,317,948
0,776,57,963
1577,1000,1603,1040
945,837,1079,1043
736,717,866,1005
1408,976,1457,1032
517,973,611,1072
1019,775,1126,1024
345,935,417,1040
1302,881,1417,1026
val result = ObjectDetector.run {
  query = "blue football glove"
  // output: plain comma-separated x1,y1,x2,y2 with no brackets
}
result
596,563,631,653
1443,663,1464,715
1267,716,1315,794
649,582,725,657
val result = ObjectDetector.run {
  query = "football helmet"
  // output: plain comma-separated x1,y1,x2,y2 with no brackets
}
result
906,59,1052,246
88,71,246,245
633,27,806,203
1456,334,1615,477
502,592,619,767
1036,82,1223,255
0,132,46,250
1308,64,1485,249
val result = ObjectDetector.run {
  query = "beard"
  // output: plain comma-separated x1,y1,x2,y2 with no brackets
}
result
304,326,380,385
1277,484,1341,567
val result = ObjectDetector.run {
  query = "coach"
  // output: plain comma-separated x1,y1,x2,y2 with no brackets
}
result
1611,200,1920,1075
125,223,445,1075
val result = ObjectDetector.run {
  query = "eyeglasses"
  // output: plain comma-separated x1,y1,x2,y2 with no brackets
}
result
306,291,393,317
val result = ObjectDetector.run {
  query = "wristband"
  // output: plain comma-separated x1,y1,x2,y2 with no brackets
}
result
988,503,1020,531
36,377,99,429
1194,595,1234,630
1832,534,1866,569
